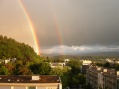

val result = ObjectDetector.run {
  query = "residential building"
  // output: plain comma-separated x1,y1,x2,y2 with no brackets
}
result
64,59,70,63
81,65,90,74
81,60,92,74
102,70,119,89
0,58,17,64
0,75,62,89
50,63,65,69
86,65,103,89
86,65,119,89
81,60,92,65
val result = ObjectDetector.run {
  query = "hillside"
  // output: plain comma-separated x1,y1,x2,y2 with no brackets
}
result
0,35,38,61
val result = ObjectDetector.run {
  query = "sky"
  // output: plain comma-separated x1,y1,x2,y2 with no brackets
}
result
0,0,119,55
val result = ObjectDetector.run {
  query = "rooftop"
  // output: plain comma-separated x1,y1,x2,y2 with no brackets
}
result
88,65,119,78
0,75,60,83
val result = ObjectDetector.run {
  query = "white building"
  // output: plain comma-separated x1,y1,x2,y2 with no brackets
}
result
50,62,65,69
64,59,70,62
82,60,92,65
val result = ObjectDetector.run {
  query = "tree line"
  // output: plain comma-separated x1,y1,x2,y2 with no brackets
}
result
0,35,86,89
0,35,38,61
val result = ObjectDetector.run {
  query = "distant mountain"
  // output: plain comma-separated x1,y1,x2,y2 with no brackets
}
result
40,53,59,57
83,52,119,57
41,51,119,57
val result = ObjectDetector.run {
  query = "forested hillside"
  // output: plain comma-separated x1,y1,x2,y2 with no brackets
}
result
0,35,38,61
0,35,49,75
0,35,86,89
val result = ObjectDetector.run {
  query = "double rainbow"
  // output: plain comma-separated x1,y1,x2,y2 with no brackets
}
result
18,0,63,55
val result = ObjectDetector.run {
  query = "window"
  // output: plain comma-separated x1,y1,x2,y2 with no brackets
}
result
46,87,58,89
13,86,26,89
28,86,36,89
0,86,11,89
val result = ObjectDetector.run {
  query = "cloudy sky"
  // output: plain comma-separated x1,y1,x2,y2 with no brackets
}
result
0,0,119,54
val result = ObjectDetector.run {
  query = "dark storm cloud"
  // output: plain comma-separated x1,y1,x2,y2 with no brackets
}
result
22,0,119,48
1,0,119,52
53,0,119,47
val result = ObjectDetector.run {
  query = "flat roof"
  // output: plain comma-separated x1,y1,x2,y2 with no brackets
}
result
0,75,60,83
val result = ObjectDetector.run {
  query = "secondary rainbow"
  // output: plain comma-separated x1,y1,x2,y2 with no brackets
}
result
53,15,63,46
48,1,63,50
18,0,40,55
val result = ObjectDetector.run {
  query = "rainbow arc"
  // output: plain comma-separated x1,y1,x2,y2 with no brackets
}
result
18,0,63,55
18,0,40,55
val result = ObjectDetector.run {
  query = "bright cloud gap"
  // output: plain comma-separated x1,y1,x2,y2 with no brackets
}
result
41,45,119,55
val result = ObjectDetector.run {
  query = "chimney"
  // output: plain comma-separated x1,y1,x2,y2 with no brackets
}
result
32,76,40,81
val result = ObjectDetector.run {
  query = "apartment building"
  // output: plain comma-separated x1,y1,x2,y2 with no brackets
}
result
102,70,119,89
0,75,62,89
86,66,103,89
86,65,119,89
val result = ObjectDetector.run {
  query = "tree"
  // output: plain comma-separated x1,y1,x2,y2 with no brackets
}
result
30,62,51,75
0,35,39,61
60,72,70,88
84,83,92,89
114,63,119,70
67,60,82,75
96,62,103,67
5,62,14,75
19,66,32,75
103,62,112,68
0,66,9,75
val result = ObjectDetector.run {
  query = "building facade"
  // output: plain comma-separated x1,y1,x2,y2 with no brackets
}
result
102,70,119,89
0,75,62,89
86,66,103,89
86,65,119,89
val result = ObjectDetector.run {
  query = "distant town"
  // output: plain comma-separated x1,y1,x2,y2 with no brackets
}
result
1,55,119,89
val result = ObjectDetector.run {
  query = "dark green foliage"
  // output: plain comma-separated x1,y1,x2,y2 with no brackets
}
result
30,62,51,75
5,62,14,75
96,62,103,67
0,64,9,75
84,83,92,89
113,63,119,70
0,35,43,75
13,60,32,75
103,62,112,68
64,60,86,88
0,35,37,60
67,60,82,75
60,72,70,88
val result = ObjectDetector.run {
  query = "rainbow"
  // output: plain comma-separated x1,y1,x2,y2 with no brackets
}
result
18,0,64,55
17,0,40,55
53,15,63,46
48,1,63,54
52,14,64,54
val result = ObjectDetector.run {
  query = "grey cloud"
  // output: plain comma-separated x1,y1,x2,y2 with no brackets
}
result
41,45,119,54
1,0,119,53
24,0,119,48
